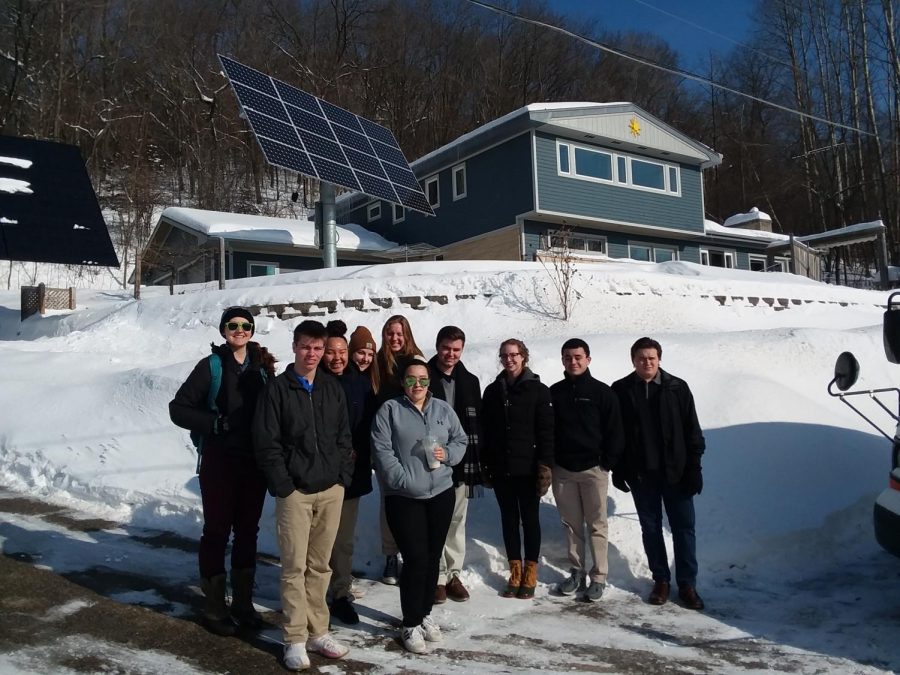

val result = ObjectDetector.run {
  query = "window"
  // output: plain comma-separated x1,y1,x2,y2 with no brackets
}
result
631,159,665,191
558,143,570,173
452,164,467,200
654,247,677,263
367,202,381,223
629,243,678,263
393,203,405,224
617,156,627,183
424,176,439,208
248,261,278,277
701,248,735,269
556,140,680,196
574,147,613,181
749,255,766,272
543,230,607,255
629,245,652,262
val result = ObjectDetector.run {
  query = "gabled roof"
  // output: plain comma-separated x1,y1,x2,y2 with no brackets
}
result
412,102,722,178
154,207,397,252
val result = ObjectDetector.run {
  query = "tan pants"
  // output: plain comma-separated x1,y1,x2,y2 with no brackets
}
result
438,483,468,585
276,483,344,643
377,473,399,555
551,465,609,583
328,496,360,600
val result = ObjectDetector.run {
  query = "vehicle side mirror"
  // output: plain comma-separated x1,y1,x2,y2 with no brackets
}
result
885,292,900,364
833,352,860,392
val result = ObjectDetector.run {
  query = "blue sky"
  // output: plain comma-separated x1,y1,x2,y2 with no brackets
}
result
546,0,756,68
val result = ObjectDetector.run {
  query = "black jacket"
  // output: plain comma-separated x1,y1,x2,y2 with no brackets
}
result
253,363,354,498
612,368,705,485
324,363,377,500
427,357,484,492
169,342,271,459
550,369,625,473
481,368,554,479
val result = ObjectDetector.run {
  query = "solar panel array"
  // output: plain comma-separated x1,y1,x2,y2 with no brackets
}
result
218,55,433,216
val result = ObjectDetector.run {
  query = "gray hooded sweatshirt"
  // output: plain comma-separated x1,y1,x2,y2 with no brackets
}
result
371,394,468,499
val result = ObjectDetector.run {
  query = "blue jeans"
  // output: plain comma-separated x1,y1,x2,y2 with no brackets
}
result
630,471,698,588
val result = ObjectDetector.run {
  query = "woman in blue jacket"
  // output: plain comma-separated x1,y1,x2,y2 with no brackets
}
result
371,356,467,655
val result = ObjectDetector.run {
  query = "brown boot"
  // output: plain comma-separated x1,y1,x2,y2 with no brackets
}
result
200,573,236,636
502,560,522,598
517,560,538,599
648,580,670,606
230,568,263,630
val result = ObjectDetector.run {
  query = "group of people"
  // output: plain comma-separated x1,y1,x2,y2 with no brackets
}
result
169,308,706,670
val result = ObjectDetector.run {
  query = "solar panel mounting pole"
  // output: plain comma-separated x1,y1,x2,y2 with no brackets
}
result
320,182,337,268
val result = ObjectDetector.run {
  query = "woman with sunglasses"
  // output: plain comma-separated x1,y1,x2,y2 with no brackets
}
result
371,356,467,654
170,306,276,636
374,314,423,583
481,338,554,600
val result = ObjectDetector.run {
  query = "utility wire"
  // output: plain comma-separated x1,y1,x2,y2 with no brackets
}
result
464,0,875,137
627,0,800,72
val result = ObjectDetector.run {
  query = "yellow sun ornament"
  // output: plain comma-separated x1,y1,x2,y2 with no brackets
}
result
629,117,641,137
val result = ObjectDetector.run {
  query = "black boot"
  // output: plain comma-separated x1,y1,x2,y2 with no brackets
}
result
200,573,237,636
230,568,264,630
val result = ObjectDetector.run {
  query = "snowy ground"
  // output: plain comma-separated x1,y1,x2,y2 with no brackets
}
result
1,259,899,673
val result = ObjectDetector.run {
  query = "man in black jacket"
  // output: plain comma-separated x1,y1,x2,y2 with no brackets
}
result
427,325,483,603
253,320,354,670
611,337,706,611
550,338,624,602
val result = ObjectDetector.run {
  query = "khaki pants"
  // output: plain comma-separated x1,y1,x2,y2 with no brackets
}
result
377,473,399,556
551,465,609,583
328,496,360,600
276,483,344,643
438,483,468,585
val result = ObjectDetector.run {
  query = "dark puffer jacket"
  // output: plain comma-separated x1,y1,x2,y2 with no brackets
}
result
169,342,275,458
612,368,705,485
253,364,354,498
550,369,625,473
481,368,554,479
323,362,376,500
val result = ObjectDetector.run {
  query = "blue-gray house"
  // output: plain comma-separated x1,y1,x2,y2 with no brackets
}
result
338,102,790,271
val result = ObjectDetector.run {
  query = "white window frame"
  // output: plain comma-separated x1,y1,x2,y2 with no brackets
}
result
542,230,607,256
452,163,467,201
700,248,735,269
628,243,653,262
748,254,767,272
367,202,381,223
424,176,440,209
653,246,678,263
392,203,405,224
247,260,279,277
629,242,679,263
556,140,681,197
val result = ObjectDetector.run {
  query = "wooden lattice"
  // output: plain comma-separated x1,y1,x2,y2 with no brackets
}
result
20,284,75,321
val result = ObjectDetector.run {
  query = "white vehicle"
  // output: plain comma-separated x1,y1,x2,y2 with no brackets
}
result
829,292,900,558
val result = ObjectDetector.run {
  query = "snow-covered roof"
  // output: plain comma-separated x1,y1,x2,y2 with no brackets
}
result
160,207,397,252
704,218,788,242
723,207,772,228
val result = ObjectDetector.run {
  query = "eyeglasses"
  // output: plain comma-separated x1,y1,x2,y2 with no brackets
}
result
403,376,430,387
499,352,521,360
225,322,253,331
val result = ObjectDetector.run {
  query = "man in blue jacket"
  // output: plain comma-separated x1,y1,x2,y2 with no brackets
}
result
612,337,706,610
550,338,624,602
254,320,354,670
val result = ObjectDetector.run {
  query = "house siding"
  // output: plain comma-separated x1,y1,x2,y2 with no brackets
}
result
533,132,704,233
339,133,534,247
230,251,360,279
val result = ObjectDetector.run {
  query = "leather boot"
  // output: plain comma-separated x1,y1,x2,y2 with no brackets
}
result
201,573,236,636
502,560,522,598
230,568,263,630
517,560,538,599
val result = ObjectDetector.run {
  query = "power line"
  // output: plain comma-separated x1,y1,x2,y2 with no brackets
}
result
464,0,875,138
627,0,800,72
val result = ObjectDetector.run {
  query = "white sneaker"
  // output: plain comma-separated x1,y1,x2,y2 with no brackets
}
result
283,643,310,671
421,614,442,642
306,633,349,659
401,625,428,654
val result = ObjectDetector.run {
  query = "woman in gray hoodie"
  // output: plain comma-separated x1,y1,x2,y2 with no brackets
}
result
371,356,467,655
